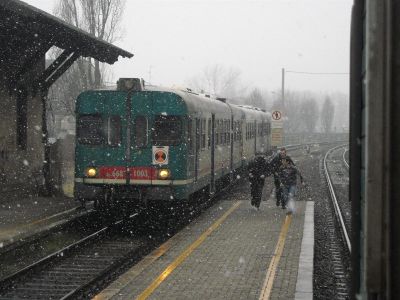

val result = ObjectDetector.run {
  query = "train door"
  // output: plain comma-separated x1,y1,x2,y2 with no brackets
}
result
240,118,244,166
210,114,216,194
187,118,195,180
254,120,257,155
230,116,234,182
195,118,201,181
101,91,132,185
130,91,155,186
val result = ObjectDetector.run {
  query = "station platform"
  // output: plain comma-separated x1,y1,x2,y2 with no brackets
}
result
94,179,314,300
0,194,82,249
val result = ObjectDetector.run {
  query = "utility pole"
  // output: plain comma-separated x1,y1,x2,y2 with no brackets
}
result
281,67,285,109
148,65,152,83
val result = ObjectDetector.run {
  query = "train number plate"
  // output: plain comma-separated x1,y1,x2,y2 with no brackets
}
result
99,167,155,180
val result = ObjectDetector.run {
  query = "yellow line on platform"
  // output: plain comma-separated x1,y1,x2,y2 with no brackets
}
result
136,201,242,300
259,214,292,300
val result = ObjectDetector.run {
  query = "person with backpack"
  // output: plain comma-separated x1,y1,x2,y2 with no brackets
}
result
268,147,295,206
278,157,304,213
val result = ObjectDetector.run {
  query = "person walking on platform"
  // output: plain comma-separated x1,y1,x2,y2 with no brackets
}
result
278,158,304,214
248,155,269,210
268,147,295,207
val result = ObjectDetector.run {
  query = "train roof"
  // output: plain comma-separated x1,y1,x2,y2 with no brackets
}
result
85,80,270,119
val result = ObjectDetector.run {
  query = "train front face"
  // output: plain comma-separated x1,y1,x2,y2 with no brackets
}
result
74,90,189,204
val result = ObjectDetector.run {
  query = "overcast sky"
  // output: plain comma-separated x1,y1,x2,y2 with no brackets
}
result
25,0,352,95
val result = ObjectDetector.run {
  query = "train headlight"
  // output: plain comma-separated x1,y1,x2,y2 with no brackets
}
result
85,167,97,178
158,169,171,180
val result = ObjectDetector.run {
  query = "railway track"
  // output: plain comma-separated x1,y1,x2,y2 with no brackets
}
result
324,145,351,252
0,176,244,299
343,148,349,170
321,144,351,299
0,212,154,299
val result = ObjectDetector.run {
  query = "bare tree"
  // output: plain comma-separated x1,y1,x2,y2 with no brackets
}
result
321,96,335,133
300,98,319,133
246,88,267,110
54,0,126,88
47,0,126,138
186,64,245,98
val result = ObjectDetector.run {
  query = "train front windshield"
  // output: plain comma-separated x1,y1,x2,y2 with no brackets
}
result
77,114,104,145
77,114,122,147
152,115,182,146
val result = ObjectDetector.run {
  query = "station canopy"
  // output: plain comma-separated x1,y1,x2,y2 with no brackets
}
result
0,0,133,90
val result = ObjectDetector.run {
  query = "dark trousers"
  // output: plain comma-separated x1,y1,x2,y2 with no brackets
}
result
250,179,264,208
274,175,283,204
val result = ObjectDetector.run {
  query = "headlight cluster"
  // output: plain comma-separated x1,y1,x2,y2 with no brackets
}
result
85,167,97,178
158,169,171,180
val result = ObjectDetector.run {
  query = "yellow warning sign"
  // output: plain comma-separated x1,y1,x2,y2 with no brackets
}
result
271,128,283,146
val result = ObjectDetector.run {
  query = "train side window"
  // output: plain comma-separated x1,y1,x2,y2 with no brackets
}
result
220,120,223,145
152,115,182,146
233,121,236,141
222,120,226,145
107,116,121,147
201,119,206,149
227,120,230,143
215,120,218,145
249,123,252,139
224,120,227,144
77,114,104,145
219,120,222,145
188,119,193,151
134,116,148,147
208,119,211,148
216,120,220,145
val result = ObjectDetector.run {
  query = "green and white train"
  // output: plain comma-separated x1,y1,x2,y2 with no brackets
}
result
74,78,272,207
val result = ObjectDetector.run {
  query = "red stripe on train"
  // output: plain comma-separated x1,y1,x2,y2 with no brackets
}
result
98,166,157,180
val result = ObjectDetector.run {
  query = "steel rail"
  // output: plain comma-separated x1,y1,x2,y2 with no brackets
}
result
324,145,351,253
343,148,350,169
0,214,133,295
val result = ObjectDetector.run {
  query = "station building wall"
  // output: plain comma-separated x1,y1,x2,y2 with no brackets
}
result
0,86,44,196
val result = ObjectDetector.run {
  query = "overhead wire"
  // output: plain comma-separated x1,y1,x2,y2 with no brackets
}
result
285,70,349,75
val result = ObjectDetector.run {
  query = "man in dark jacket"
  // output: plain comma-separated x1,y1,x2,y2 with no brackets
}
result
268,147,295,207
248,155,269,210
278,158,304,212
